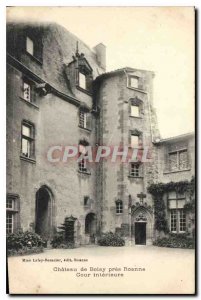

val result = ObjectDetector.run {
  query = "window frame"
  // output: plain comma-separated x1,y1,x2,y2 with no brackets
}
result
170,209,186,233
24,32,43,64
26,36,34,56
78,72,87,90
21,121,35,159
131,134,139,148
6,194,19,234
129,76,139,89
79,109,92,131
116,200,123,214
130,104,140,118
130,162,141,177
168,148,188,172
78,141,90,174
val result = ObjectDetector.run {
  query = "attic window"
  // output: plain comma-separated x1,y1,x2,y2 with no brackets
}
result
75,52,93,93
26,37,34,56
79,72,86,90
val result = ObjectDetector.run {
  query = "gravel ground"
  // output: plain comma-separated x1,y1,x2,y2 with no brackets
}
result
8,245,195,294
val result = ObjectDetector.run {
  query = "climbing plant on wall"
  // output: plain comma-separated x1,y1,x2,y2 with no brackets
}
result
147,177,195,233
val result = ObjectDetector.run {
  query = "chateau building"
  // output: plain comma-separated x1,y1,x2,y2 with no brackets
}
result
6,22,195,246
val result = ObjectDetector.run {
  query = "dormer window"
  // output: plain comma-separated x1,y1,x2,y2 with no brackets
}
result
68,47,93,93
129,76,139,88
24,29,43,63
26,36,34,56
79,72,87,90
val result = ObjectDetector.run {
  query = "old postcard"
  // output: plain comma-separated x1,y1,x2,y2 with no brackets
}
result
6,6,195,294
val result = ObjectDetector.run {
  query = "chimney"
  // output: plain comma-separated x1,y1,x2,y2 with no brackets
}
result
93,43,106,71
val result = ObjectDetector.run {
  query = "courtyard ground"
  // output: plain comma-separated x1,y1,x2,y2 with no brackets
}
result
8,245,195,294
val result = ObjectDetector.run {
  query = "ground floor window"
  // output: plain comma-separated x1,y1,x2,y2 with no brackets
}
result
116,200,123,214
6,212,13,234
170,209,186,233
6,194,19,234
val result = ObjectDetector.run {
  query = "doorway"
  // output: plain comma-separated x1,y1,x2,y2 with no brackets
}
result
35,186,52,239
135,222,146,245
85,213,96,244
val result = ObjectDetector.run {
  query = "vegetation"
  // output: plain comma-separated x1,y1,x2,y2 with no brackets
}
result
98,232,125,247
148,177,195,233
50,234,75,249
153,233,195,249
7,231,46,256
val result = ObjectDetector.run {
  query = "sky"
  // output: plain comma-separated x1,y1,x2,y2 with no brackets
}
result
7,6,195,138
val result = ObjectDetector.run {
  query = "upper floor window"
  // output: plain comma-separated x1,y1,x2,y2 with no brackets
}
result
131,105,140,117
22,77,36,103
116,200,123,214
130,98,143,118
129,76,139,89
78,141,89,173
24,31,43,63
169,149,188,171
26,36,34,56
79,72,87,90
79,109,92,130
130,163,141,177
21,121,35,159
131,135,139,148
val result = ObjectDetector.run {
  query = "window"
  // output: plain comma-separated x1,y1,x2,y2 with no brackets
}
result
169,149,188,171
131,135,139,148
21,122,35,158
131,105,140,117
25,31,43,63
79,158,87,172
170,210,177,233
179,210,186,232
79,110,91,130
6,195,19,234
129,76,139,88
23,82,31,101
22,78,35,103
79,72,86,90
73,51,93,92
79,111,86,128
170,209,186,233
78,143,88,173
84,196,90,206
130,163,140,177
6,212,13,234
168,191,186,233
26,36,34,55
116,201,123,214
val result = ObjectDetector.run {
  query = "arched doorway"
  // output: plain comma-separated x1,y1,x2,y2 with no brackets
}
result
132,207,153,245
35,186,54,239
85,213,96,244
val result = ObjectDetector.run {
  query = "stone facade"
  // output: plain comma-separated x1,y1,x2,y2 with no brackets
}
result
6,22,195,246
